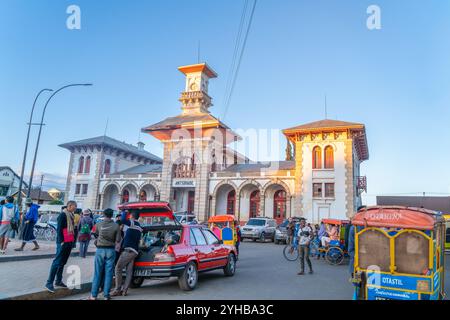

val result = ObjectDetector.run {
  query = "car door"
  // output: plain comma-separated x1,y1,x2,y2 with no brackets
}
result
190,227,210,271
267,220,277,238
201,228,228,268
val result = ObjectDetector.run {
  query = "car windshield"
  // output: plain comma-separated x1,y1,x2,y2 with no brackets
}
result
137,215,176,227
247,219,266,226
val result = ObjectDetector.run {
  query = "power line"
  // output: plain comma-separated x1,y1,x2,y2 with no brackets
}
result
222,0,258,120
221,0,248,115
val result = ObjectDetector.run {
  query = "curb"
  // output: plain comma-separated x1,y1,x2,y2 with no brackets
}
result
0,251,95,263
6,282,93,300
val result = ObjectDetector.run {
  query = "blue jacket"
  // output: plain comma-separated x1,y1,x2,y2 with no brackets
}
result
0,203,19,222
25,204,40,224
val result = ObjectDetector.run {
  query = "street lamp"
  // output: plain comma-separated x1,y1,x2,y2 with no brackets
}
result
17,89,53,211
27,83,93,197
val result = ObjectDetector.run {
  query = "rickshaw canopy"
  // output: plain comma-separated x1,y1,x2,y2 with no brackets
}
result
352,206,443,231
208,215,236,223
321,218,350,225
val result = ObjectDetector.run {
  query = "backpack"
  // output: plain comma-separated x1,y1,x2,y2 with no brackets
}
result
80,222,91,235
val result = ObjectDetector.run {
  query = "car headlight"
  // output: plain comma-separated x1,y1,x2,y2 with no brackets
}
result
417,280,430,292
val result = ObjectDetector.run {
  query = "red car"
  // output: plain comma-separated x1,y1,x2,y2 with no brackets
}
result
117,202,237,291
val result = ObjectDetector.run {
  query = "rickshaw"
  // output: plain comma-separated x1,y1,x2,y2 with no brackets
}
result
208,215,238,246
351,206,446,300
314,218,351,265
444,214,450,252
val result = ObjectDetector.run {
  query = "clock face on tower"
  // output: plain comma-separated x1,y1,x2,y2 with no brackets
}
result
190,81,198,91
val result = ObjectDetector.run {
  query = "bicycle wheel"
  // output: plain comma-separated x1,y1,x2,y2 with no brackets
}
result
309,240,320,257
45,228,56,241
325,247,344,265
283,244,299,261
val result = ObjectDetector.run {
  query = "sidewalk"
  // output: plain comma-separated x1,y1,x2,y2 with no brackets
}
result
0,254,95,300
0,239,95,263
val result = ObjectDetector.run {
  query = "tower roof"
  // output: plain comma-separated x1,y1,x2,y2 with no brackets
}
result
178,63,218,78
283,119,364,133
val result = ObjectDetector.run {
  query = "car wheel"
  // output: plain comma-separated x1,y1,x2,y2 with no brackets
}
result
223,253,236,276
274,239,280,245
252,238,257,242
130,276,144,288
259,232,265,242
178,262,198,291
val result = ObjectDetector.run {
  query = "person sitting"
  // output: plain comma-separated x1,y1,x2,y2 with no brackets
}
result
321,224,339,247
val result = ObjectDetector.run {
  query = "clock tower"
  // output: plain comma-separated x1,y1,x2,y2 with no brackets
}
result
178,63,218,115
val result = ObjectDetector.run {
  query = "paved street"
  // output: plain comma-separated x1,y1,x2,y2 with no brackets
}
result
2,240,449,300
64,241,354,300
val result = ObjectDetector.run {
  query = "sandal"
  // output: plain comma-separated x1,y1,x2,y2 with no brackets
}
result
32,246,40,251
110,290,122,297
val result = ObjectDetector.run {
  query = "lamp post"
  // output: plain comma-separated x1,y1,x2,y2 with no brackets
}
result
17,89,53,211
27,83,93,198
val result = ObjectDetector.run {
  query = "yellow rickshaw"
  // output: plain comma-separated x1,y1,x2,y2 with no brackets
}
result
208,215,237,245
351,206,446,300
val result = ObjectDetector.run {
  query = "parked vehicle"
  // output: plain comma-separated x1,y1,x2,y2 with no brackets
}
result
174,212,198,225
241,217,277,242
118,202,237,291
274,217,300,244
351,206,446,300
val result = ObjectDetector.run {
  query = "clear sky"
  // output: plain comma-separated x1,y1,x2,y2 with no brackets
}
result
1,0,449,204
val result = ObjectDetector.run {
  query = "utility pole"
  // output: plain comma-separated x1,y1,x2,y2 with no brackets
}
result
38,175,44,204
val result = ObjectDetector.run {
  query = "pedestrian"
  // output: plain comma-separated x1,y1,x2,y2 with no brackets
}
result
235,223,241,259
286,217,295,245
15,198,40,251
88,208,121,300
78,209,94,258
0,196,19,254
45,200,77,293
297,218,313,275
111,210,142,297
72,208,82,249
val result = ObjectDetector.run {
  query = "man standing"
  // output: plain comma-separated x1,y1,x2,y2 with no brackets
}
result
111,210,142,297
15,198,40,251
45,201,77,293
297,218,313,275
0,196,19,254
89,208,121,300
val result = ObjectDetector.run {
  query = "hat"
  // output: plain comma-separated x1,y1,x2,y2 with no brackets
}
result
25,198,33,205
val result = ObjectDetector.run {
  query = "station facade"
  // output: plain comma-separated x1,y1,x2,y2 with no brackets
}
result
61,63,369,224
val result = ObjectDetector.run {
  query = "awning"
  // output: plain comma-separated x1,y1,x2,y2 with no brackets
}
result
352,206,443,230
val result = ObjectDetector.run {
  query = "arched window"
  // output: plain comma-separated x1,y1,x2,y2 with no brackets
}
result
227,190,236,215
324,146,334,169
84,156,91,174
104,159,111,174
77,156,85,174
312,146,322,169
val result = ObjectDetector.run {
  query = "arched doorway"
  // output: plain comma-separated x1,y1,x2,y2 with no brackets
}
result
214,183,237,216
227,190,236,215
122,189,130,203
273,190,286,224
103,184,120,210
249,190,260,218
139,190,147,202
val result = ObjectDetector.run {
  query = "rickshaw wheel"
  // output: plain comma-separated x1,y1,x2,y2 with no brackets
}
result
325,247,344,265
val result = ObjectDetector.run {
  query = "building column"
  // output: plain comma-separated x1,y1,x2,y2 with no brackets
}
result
210,196,216,217
259,194,265,217
236,195,241,223
286,196,292,218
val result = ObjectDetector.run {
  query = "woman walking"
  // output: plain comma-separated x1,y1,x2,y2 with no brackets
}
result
15,198,40,251
78,209,94,258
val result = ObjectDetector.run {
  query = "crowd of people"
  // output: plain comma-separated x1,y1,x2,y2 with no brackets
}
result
42,200,143,300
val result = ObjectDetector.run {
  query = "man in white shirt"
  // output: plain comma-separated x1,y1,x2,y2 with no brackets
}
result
297,218,313,275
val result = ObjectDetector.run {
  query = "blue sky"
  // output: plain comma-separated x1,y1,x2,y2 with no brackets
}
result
1,0,449,204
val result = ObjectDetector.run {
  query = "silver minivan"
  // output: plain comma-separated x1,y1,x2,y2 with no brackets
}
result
241,217,277,242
